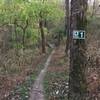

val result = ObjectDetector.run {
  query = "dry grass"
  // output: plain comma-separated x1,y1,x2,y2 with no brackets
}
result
0,47,50,100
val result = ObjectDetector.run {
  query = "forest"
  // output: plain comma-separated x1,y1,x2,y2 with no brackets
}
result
0,0,100,100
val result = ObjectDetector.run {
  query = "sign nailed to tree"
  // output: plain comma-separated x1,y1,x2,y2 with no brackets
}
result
73,30,85,39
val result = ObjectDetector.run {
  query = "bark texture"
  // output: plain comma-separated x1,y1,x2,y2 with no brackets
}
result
68,0,88,100
65,0,70,54
39,12,46,53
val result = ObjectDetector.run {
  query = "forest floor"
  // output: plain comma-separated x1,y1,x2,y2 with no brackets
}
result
0,45,69,100
1,45,69,100
0,48,52,100
29,50,55,100
44,46,69,100
0,43,100,100
29,45,69,100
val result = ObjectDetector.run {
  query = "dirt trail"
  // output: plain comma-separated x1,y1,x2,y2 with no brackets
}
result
29,50,55,100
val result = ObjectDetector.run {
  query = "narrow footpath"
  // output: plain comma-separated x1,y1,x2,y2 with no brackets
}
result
29,50,55,100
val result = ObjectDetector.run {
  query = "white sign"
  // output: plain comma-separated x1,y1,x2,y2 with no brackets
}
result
73,30,85,39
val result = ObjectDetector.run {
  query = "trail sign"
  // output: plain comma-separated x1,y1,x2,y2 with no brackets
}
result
73,30,85,39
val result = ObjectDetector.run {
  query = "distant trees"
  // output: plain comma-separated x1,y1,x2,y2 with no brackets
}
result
0,0,64,53
37,0,64,53
88,0,100,18
92,0,96,17
68,0,88,100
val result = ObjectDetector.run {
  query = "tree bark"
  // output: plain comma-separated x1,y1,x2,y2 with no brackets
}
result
65,0,70,54
92,0,96,17
14,19,29,50
68,0,88,100
22,29,26,49
39,15,46,53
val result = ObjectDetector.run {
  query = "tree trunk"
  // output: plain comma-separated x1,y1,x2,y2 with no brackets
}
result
39,19,46,53
58,33,61,46
65,0,70,54
14,23,18,49
22,29,26,49
68,0,88,100
92,0,96,17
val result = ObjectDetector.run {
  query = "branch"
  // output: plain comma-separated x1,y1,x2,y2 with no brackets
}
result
14,19,29,30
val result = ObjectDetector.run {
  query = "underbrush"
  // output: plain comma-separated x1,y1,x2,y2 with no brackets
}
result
8,54,49,100
0,48,39,74
0,47,52,100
